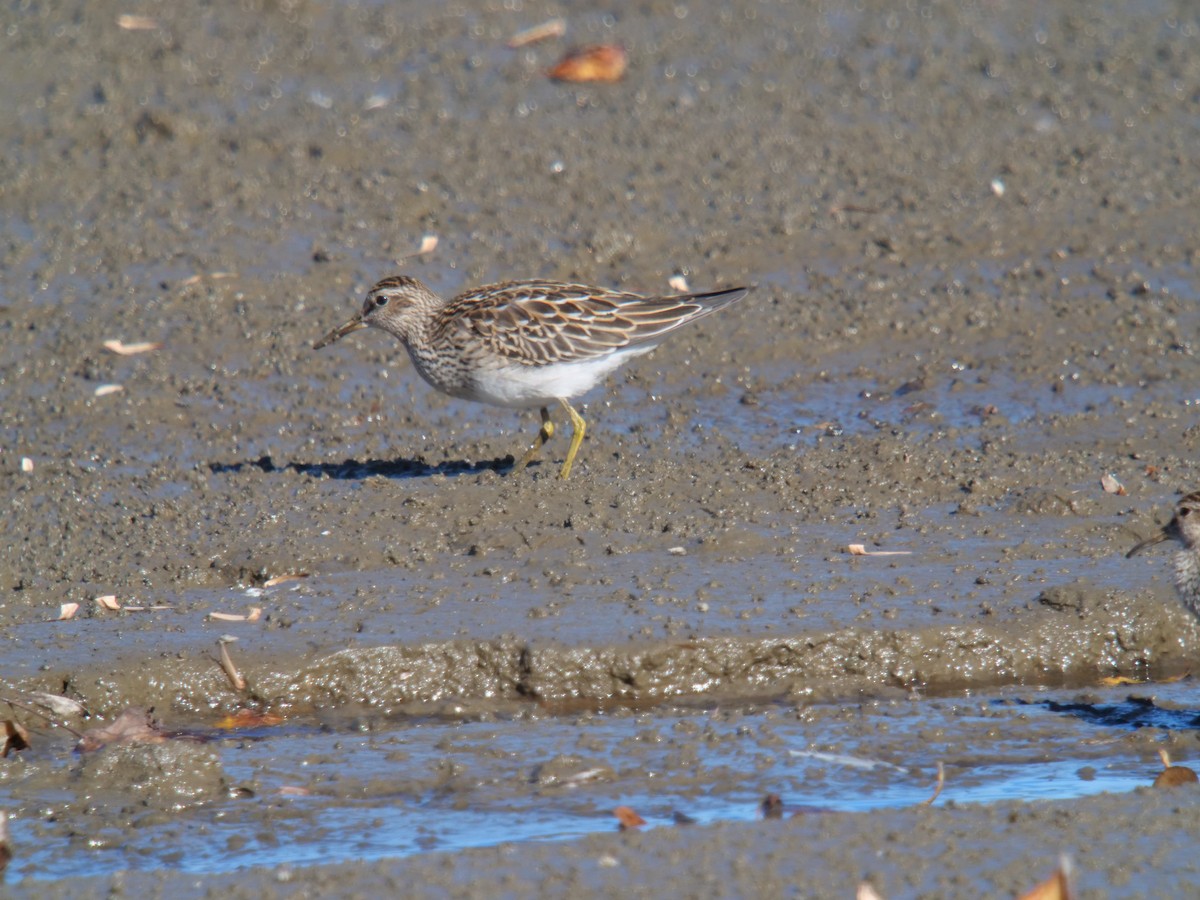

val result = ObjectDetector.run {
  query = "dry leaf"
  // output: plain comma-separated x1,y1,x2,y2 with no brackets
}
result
669,275,690,293
103,339,161,355
116,13,157,29
26,692,88,718
95,595,121,611
1100,473,1126,495
78,707,166,752
508,18,565,47
56,602,79,621
548,44,627,83
613,805,646,829
215,708,284,730
20,457,33,473
847,544,912,557
1099,675,1143,686
1018,857,1073,900
264,573,308,587
93,384,124,397
3,720,30,757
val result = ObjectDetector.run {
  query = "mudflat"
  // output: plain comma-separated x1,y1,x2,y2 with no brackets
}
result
2,0,1199,895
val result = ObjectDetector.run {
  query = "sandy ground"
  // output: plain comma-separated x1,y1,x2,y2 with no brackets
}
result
2,0,1200,894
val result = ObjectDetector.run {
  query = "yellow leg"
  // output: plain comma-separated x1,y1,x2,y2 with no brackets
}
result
558,397,586,480
513,406,554,473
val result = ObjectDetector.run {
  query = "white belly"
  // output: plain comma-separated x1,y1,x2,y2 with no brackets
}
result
458,345,656,409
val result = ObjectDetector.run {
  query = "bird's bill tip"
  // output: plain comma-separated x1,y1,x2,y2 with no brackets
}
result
313,317,366,349
1126,529,1170,559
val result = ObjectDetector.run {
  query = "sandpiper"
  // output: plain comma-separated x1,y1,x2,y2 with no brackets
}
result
314,276,750,478
1127,491,1200,616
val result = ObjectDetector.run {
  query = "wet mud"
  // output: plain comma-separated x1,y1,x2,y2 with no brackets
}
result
2,0,1200,893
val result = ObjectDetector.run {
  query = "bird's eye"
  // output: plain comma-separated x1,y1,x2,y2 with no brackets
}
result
374,295,389,308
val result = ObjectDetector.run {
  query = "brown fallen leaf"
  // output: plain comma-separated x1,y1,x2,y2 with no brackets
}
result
77,707,166,752
215,708,284,730
508,18,565,48
613,805,646,830
1018,856,1074,900
56,602,79,621
3,720,31,757
264,573,308,587
103,339,161,355
548,44,627,83
846,544,912,557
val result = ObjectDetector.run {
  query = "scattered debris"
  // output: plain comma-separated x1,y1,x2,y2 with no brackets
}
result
668,275,690,293
666,546,687,556
990,177,1006,197
3,720,30,757
857,882,885,900
95,594,121,611
1100,473,1126,495
20,457,33,473
215,708,284,730
264,573,308,587
103,339,161,355
207,607,262,623
1018,856,1074,900
93,384,124,397
508,18,565,48
77,708,166,752
548,44,627,83
916,761,945,807
671,810,696,826
26,692,88,719
1154,749,1198,788
116,13,157,29
613,805,646,830
56,603,79,621
847,544,912,557
180,271,236,287
218,636,247,692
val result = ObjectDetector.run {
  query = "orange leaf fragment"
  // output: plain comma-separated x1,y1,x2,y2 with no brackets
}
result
103,339,161,355
3,720,31,757
1099,675,1142,686
613,805,646,829
215,708,284,730
548,44,627,83
508,18,565,48
56,602,79,621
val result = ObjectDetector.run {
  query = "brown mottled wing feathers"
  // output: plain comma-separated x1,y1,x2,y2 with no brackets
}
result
431,281,748,367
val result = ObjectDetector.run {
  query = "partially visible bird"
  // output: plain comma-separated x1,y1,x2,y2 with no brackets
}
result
1127,490,1200,616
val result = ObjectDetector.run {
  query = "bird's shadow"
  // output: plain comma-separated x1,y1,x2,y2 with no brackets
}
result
209,453,516,480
